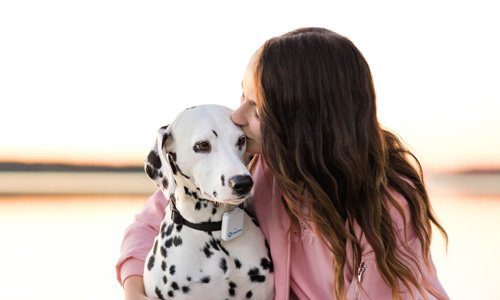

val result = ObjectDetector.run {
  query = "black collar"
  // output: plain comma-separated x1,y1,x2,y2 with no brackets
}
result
170,194,233,232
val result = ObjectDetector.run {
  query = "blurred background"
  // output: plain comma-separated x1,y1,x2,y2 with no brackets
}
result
1,0,499,299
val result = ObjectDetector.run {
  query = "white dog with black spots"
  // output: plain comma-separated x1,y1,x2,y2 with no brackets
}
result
143,105,274,300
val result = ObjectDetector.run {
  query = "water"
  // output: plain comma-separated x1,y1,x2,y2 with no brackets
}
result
0,173,499,299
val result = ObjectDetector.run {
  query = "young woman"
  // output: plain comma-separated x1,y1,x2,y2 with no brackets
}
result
116,27,449,300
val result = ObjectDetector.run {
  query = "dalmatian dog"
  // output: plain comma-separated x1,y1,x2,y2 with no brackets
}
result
143,105,274,300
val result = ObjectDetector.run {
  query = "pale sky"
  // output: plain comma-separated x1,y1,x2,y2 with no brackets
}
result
0,0,499,172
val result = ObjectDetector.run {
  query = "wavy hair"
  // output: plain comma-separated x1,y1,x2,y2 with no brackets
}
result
252,27,447,299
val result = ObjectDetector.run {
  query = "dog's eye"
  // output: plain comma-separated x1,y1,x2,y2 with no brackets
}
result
194,141,211,153
236,135,246,148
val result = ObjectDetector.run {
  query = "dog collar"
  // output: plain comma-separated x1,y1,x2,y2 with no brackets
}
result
170,195,243,232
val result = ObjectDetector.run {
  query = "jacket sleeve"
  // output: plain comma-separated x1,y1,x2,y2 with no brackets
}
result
345,192,449,299
115,189,169,287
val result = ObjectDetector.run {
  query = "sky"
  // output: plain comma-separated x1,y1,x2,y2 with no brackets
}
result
0,0,499,172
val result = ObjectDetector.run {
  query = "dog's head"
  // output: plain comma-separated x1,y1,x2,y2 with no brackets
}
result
145,104,253,205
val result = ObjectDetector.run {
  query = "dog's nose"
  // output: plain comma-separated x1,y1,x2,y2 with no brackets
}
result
228,175,253,196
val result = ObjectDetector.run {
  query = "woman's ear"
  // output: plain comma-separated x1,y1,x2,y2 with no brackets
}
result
144,124,175,192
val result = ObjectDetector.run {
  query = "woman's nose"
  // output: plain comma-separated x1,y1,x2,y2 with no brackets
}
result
230,106,247,126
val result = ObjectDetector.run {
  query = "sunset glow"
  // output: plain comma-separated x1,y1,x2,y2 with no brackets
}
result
1,1,499,172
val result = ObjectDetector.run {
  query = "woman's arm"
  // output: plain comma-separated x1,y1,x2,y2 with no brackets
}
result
115,189,169,290
123,275,159,300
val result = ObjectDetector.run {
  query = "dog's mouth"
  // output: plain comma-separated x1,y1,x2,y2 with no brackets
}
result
224,198,247,205
202,191,250,206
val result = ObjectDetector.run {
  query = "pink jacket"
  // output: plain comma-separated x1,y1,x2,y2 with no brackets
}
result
116,155,449,299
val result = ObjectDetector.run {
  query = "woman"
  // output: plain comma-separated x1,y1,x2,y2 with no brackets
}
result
116,27,449,299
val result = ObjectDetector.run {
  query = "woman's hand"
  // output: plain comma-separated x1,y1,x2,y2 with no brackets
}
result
123,275,159,300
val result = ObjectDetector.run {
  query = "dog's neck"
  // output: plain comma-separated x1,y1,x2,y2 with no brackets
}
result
169,183,240,225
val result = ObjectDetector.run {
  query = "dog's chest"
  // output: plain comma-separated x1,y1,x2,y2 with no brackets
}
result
143,214,274,300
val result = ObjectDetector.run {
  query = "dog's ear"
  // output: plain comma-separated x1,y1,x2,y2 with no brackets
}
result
144,124,175,192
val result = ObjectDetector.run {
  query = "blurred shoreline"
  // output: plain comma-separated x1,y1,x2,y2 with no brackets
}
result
1,162,500,197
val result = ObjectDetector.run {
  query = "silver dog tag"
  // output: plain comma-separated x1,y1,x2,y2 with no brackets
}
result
221,208,244,241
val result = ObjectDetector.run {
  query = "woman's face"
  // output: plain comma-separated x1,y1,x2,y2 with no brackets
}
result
230,54,262,154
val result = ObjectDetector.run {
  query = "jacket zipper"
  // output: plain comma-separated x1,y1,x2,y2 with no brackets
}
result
355,261,366,300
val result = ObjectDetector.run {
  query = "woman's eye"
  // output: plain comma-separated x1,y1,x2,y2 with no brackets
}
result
193,141,211,153
236,135,246,148
254,109,260,119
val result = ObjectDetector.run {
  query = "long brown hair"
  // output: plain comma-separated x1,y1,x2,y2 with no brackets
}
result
252,27,447,299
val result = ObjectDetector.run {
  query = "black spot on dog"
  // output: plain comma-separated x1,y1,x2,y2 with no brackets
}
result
182,286,190,293
168,154,178,175
184,186,191,196
248,268,266,282
212,130,218,137
213,191,217,197
195,201,202,210
171,282,179,290
161,222,166,233
160,246,167,258
147,256,155,271
204,203,208,208
147,151,162,169
162,178,168,188
169,152,177,161
161,133,169,149
163,275,168,284
246,290,253,298
209,239,219,251
221,174,225,186
216,240,230,255
212,207,217,215
145,164,158,179
176,223,183,232
169,265,176,275
201,276,210,283
153,239,158,253
264,240,274,272
186,276,191,282
234,258,242,269
166,224,174,236
167,290,174,297
158,171,163,177
155,287,165,300
203,245,213,258
219,258,228,273
229,281,237,296
173,236,183,246
161,260,167,271
261,258,272,271
165,238,173,248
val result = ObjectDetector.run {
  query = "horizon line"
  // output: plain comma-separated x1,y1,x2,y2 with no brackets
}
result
1,161,500,175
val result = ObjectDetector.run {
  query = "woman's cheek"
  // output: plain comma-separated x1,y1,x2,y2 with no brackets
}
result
246,139,262,154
